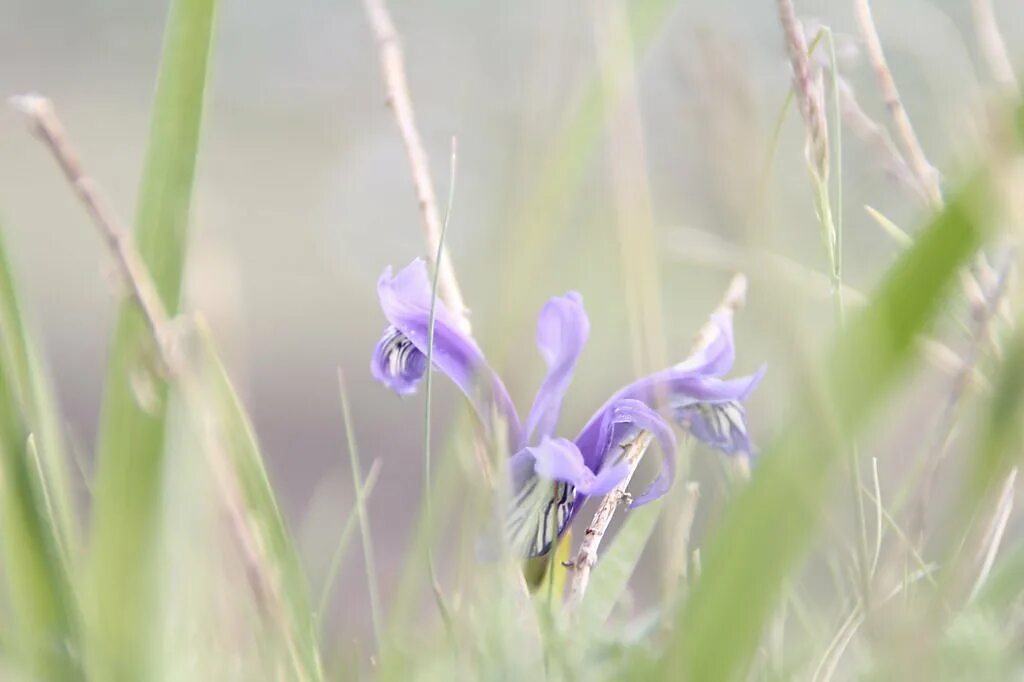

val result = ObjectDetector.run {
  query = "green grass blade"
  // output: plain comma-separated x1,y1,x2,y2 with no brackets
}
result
337,370,383,652
86,0,217,677
667,172,994,682
0,229,79,568
0,226,81,680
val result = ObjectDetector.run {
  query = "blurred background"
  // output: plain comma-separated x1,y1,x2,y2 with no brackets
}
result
1,0,1022,650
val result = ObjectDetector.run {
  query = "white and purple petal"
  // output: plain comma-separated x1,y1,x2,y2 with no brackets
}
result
675,399,753,455
371,325,428,394
506,437,630,557
524,293,590,443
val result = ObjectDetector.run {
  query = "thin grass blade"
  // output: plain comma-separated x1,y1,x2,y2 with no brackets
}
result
0,226,81,680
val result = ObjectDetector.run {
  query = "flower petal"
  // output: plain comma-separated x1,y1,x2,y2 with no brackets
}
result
373,259,522,447
526,437,630,497
573,312,764,464
673,311,736,377
592,399,678,507
524,293,590,443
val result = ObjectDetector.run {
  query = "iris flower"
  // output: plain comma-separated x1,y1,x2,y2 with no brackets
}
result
372,259,764,557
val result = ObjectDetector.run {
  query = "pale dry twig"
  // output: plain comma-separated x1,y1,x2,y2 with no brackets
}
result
361,0,470,333
12,94,317,680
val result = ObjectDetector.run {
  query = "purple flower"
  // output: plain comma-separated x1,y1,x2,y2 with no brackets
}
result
371,259,765,557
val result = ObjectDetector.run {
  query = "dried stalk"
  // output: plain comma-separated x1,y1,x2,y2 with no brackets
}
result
10,95,173,356
852,0,943,210
12,95,314,679
566,273,748,607
361,0,471,333
968,467,1017,602
836,79,925,204
565,431,653,608
776,0,829,182
972,0,1020,96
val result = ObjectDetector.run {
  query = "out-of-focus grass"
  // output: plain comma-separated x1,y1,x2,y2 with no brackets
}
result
0,229,81,680
86,0,217,677
670,169,993,682
3,1,1024,681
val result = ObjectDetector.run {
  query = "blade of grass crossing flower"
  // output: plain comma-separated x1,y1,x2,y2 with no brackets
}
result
668,171,994,682
87,0,216,677
0,227,81,679
421,138,457,630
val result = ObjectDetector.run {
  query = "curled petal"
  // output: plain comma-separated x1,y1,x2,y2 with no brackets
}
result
573,310,764,464
373,259,522,447
592,399,678,508
526,437,630,497
524,293,590,443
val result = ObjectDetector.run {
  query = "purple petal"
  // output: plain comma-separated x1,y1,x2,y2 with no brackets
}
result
591,399,678,508
524,293,590,443
525,437,630,497
573,311,764,465
373,259,522,447
673,311,736,378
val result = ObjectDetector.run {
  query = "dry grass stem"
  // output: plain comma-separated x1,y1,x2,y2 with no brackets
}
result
566,273,748,608
852,0,943,209
12,94,315,679
837,81,925,203
971,0,1020,96
10,94,173,358
969,467,1018,601
361,0,470,333
776,0,829,181
565,431,654,609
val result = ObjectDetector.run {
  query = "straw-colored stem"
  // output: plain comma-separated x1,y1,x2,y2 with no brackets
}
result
13,94,314,680
10,95,172,357
853,0,943,209
776,0,829,182
971,0,1020,96
361,0,471,333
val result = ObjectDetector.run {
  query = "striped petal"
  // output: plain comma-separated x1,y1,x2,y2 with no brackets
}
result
372,259,522,447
